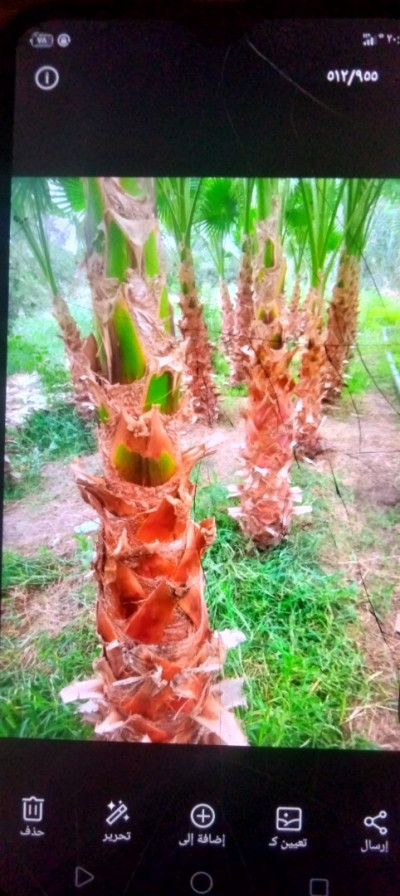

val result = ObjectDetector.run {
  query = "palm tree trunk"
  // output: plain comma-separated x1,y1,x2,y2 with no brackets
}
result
253,206,286,325
287,276,304,341
52,294,99,419
294,287,325,458
231,241,254,385
220,279,234,364
64,377,247,744
230,322,301,547
179,246,219,425
60,183,246,744
323,249,360,402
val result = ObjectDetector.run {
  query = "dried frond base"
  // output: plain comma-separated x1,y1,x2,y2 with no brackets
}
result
232,324,300,548
179,252,219,425
61,629,248,745
230,468,294,547
286,277,305,342
294,289,326,459
220,280,234,366
52,295,96,419
231,250,254,385
322,252,360,403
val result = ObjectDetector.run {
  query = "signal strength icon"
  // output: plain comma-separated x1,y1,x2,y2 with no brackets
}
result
363,33,376,46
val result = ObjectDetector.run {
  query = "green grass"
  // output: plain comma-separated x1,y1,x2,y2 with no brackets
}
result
0,614,98,740
1,547,75,591
5,406,96,500
192,473,373,749
355,505,400,618
0,545,98,740
346,290,400,397
0,471,381,746
222,382,248,398
6,303,97,500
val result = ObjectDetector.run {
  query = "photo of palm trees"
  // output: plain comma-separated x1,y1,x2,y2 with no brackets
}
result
2,177,399,749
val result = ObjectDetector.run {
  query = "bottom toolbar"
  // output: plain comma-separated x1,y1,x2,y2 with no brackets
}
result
1,741,398,895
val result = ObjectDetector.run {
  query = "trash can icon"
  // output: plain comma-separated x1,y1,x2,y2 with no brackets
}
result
22,797,44,823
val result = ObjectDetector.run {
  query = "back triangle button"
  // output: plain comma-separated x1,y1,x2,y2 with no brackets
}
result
74,866,95,888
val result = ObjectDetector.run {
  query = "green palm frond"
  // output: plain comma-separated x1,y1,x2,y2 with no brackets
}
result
49,178,85,216
196,177,239,239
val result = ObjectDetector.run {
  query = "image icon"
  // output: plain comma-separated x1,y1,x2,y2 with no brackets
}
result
276,806,302,833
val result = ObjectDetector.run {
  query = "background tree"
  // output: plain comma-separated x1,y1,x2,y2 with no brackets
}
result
10,178,98,416
231,177,255,384
286,178,344,456
157,177,218,423
323,179,384,402
196,177,240,369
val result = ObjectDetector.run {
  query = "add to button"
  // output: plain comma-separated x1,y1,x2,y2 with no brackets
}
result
190,804,216,830
34,66,60,90
190,871,214,894
74,866,95,888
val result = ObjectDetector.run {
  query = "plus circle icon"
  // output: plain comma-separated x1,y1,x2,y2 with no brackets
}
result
190,804,216,829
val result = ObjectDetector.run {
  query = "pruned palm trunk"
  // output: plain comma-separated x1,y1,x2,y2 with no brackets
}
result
287,276,304,342
62,301,247,745
231,241,254,384
66,384,246,744
60,179,247,745
294,287,325,458
220,279,234,363
229,322,303,547
323,249,361,403
179,246,218,425
52,294,99,419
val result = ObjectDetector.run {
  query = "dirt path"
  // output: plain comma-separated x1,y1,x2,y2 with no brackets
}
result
318,390,400,749
3,454,101,555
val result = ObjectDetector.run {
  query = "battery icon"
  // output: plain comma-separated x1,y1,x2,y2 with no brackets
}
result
30,32,54,48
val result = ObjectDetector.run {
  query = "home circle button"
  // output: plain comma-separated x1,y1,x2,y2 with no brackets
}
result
190,871,214,894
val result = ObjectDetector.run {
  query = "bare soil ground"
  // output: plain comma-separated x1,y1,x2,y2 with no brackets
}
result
3,453,101,555
3,387,400,747
317,391,400,749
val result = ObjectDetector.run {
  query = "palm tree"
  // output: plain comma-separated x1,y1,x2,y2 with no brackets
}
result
157,177,218,424
231,178,255,384
196,177,240,368
290,179,344,455
323,179,384,402
284,179,344,455
60,177,247,745
252,178,286,323
229,318,302,547
230,182,305,546
11,178,95,417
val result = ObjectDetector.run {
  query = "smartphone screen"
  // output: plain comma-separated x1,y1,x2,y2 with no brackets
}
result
1,12,400,895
